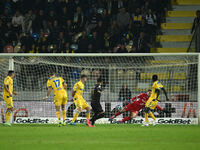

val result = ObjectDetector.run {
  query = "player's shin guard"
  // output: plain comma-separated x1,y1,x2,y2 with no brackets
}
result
121,116,131,122
62,110,66,121
149,112,156,121
86,110,90,120
5,110,12,123
56,111,61,120
72,110,80,122
145,113,149,123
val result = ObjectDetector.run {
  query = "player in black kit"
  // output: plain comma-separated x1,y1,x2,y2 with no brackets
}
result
90,78,104,125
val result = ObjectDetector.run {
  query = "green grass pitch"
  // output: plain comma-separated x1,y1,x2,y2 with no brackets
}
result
0,124,200,150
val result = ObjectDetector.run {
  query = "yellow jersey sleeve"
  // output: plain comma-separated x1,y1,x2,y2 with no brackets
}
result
60,77,65,84
154,81,163,90
4,77,9,86
73,83,79,91
47,80,52,88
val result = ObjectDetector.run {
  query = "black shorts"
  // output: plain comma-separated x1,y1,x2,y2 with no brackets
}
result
91,101,103,114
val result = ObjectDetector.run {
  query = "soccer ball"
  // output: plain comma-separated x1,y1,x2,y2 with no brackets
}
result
115,105,122,111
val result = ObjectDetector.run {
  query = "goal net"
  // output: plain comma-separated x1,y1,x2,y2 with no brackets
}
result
0,54,199,124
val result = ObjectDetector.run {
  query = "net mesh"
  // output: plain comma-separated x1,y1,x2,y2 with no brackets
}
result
0,54,199,123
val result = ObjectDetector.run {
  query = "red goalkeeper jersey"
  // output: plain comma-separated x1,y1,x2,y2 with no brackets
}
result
130,93,149,111
127,93,163,111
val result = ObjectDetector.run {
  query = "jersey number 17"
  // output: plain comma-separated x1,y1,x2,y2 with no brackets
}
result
53,79,60,87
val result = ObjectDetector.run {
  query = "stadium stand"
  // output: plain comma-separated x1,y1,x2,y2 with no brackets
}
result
0,0,171,53
155,0,200,53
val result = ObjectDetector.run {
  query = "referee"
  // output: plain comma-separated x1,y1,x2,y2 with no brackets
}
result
90,78,104,125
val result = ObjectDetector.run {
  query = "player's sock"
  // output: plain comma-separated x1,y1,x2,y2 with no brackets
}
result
90,114,97,124
149,112,156,121
86,110,90,120
91,113,104,125
114,111,121,117
56,111,61,120
145,112,149,123
5,110,12,123
72,110,80,122
62,110,66,121
156,105,163,111
121,116,131,122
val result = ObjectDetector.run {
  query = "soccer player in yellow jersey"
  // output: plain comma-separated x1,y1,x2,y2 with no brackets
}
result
143,74,169,126
3,71,17,126
70,75,93,127
43,72,68,126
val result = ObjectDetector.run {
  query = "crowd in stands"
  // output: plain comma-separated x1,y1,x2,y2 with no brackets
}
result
0,0,170,53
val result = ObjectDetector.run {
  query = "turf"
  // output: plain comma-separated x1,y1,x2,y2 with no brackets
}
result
0,124,200,150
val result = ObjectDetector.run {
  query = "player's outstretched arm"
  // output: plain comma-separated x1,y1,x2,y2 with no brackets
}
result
43,88,51,100
156,105,163,111
161,88,169,101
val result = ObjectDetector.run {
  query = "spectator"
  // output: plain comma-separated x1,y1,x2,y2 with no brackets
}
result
28,44,37,53
95,20,106,38
2,21,17,48
117,7,130,32
145,9,157,35
39,44,47,53
47,10,57,25
132,7,143,35
104,32,111,52
1,8,12,24
191,10,200,52
0,0,170,53
64,19,74,43
20,33,34,52
23,9,35,33
12,10,24,36
133,31,151,53
101,9,110,28
33,9,46,32
57,31,66,53
77,30,89,53
50,20,60,41
119,84,131,105
62,42,74,53
191,10,200,34
73,6,85,32
60,6,71,26
37,30,47,49
90,30,105,52
87,7,101,32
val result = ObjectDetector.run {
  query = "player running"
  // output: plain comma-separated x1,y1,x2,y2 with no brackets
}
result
70,75,93,127
3,70,17,126
143,74,169,126
109,90,163,123
90,78,104,126
43,71,68,127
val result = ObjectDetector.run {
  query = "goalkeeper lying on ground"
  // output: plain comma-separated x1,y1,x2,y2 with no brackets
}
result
109,90,165,124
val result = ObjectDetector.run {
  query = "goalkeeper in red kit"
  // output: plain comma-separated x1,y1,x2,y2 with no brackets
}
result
109,90,163,123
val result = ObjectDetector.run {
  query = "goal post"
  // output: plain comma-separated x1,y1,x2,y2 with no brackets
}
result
0,53,199,125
